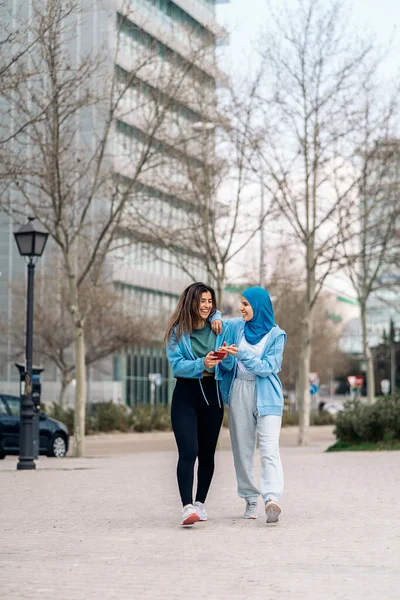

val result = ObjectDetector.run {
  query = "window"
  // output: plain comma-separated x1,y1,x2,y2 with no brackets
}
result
6,397,20,417
0,399,8,415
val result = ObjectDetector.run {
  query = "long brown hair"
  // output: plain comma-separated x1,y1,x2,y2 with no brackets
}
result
164,282,217,343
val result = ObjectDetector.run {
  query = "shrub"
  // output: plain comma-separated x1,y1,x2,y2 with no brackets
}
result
334,396,400,444
151,404,172,431
281,410,335,427
130,404,171,432
312,410,336,426
48,404,74,436
93,401,130,433
282,411,299,427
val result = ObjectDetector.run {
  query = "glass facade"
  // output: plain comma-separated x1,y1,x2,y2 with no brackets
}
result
121,345,174,406
365,142,400,348
1,0,223,404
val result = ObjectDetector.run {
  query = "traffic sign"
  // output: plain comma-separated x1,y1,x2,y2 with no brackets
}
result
308,372,319,384
308,372,319,395
380,379,390,395
149,373,162,387
347,375,364,388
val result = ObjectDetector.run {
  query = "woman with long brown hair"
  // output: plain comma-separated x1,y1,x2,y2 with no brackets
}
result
165,282,234,526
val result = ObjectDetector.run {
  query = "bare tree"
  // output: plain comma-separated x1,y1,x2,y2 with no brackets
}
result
1,0,214,455
264,245,353,392
124,81,273,306
0,0,52,186
1,265,159,407
342,138,400,403
253,0,395,444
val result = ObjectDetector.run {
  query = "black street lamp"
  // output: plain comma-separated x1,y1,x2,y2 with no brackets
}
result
14,218,48,470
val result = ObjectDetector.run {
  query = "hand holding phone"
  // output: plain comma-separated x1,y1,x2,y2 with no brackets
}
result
212,350,228,360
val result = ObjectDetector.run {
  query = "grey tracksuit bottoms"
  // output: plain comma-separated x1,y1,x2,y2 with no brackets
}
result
228,372,284,504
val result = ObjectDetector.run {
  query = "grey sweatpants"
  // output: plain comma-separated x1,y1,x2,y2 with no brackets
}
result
228,372,284,504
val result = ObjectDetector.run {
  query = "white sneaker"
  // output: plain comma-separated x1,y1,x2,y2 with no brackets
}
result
243,501,258,519
265,500,281,523
181,504,200,526
194,501,207,521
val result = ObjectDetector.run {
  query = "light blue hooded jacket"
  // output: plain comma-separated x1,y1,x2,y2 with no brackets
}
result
165,311,235,404
219,317,287,417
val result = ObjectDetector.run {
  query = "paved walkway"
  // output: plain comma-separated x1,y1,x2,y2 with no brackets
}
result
1,428,400,600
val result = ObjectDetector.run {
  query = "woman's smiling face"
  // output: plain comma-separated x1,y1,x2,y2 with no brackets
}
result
240,297,254,321
198,291,213,321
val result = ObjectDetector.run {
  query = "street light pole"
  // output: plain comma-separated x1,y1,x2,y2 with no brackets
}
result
17,257,36,470
14,217,48,471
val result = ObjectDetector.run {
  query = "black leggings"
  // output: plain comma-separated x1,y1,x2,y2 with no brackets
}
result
171,377,224,506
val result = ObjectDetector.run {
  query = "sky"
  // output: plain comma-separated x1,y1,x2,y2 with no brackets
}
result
215,0,400,298
217,0,400,77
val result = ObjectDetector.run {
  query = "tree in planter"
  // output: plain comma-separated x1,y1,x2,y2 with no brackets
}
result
253,0,396,444
2,265,157,407
1,0,213,455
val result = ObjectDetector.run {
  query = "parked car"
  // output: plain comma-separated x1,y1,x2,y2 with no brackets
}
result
0,394,69,458
318,400,343,415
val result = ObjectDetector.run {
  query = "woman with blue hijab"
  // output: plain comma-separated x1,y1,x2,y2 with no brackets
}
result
217,287,287,523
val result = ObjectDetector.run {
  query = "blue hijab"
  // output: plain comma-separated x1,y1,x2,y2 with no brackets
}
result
242,287,275,345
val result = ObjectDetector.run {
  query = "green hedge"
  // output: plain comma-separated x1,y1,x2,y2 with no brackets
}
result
45,402,172,435
281,410,336,427
223,408,334,428
333,396,400,444
45,402,336,435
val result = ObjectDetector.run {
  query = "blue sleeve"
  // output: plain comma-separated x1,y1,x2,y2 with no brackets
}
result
219,354,235,372
222,318,242,345
235,334,286,378
166,337,205,378
216,320,240,372
210,310,222,322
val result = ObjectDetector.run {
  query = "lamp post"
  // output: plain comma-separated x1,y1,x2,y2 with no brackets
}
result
14,218,48,470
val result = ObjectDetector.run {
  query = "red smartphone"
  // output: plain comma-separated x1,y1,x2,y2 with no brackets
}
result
212,350,227,360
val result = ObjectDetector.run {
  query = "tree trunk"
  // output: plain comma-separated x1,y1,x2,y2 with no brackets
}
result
360,302,375,404
391,342,396,396
73,318,86,457
297,308,313,446
216,274,225,310
59,375,71,408
66,263,87,458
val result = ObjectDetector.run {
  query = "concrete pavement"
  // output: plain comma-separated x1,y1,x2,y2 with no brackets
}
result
1,427,400,600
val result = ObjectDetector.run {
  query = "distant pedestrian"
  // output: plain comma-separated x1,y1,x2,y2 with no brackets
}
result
218,287,287,523
165,282,233,526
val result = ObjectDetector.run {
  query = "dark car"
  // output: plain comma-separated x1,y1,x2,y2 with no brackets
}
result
0,394,69,459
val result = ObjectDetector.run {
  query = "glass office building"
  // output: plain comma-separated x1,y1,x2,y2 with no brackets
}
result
0,0,228,404
364,140,400,349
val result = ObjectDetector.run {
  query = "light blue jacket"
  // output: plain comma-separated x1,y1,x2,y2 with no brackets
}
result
219,318,287,417
165,314,234,382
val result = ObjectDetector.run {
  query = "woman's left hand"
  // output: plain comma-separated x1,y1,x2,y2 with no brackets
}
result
218,342,239,356
211,319,222,335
